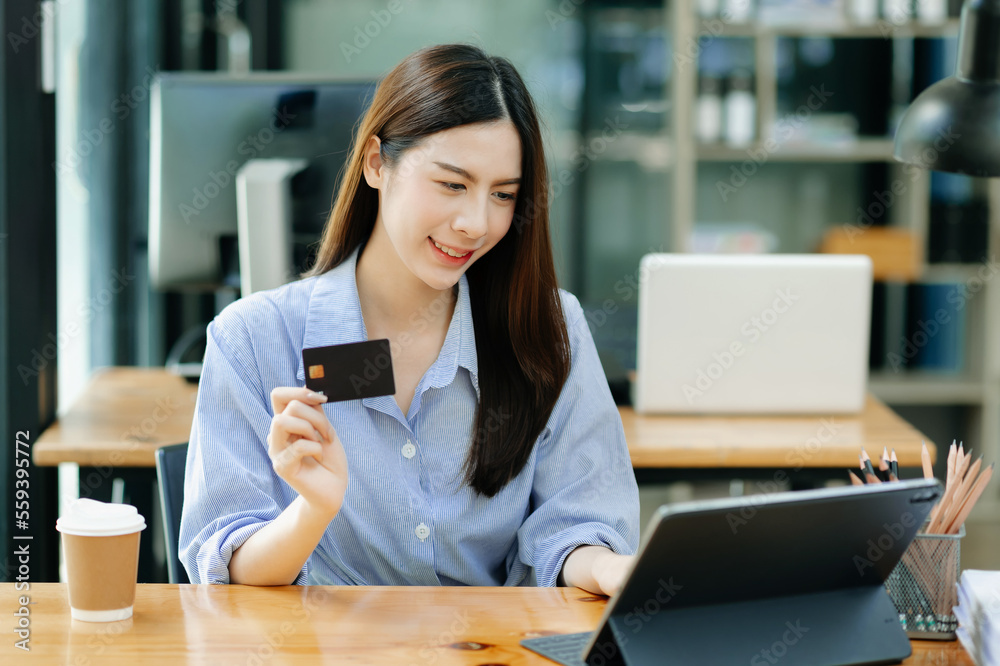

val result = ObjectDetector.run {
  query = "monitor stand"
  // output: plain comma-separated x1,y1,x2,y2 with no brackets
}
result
235,157,308,298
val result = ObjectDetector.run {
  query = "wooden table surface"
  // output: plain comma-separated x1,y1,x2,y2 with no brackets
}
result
2,583,974,665
34,367,199,467
621,394,936,469
33,367,936,469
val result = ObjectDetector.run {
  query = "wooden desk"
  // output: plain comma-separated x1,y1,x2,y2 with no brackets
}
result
35,367,936,474
621,395,935,471
34,367,199,467
1,583,974,665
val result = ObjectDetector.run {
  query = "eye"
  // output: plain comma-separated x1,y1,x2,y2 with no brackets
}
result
493,191,517,203
440,182,466,192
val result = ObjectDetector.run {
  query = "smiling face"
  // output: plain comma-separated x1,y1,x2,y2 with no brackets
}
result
362,121,522,292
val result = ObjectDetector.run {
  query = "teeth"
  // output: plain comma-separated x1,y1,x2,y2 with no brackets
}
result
433,240,470,258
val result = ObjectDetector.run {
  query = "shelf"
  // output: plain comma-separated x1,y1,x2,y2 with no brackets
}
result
922,263,989,283
869,373,986,405
697,138,895,163
590,132,672,170
697,18,960,39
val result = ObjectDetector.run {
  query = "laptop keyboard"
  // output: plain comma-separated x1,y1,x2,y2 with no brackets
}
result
520,631,591,666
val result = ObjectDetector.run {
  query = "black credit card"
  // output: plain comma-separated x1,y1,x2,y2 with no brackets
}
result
302,339,395,402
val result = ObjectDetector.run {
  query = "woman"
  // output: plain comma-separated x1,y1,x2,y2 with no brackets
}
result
180,44,639,596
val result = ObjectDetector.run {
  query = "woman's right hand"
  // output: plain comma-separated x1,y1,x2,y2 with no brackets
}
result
267,387,348,519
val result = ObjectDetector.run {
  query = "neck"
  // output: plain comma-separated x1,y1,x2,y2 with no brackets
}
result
355,225,456,336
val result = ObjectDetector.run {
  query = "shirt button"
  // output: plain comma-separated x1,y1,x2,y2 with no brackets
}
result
402,441,416,459
415,523,430,541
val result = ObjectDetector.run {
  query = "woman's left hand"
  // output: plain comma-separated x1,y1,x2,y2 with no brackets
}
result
591,550,635,597
562,546,635,597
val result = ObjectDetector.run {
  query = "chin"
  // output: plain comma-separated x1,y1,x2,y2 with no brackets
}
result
421,272,462,292
414,250,475,291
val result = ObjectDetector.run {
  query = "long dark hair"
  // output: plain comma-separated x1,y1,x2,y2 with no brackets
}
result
302,44,571,497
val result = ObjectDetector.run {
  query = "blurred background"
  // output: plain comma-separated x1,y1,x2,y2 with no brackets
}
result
2,0,998,582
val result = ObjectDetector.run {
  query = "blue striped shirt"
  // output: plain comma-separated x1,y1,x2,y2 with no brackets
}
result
179,247,640,586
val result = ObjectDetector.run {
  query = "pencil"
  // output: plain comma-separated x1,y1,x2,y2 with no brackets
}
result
955,449,972,485
928,452,977,533
861,450,880,484
946,440,957,489
936,456,983,534
921,441,933,480
942,456,985,534
889,448,898,481
927,473,958,533
849,469,864,486
879,447,890,481
944,463,994,534
926,445,956,530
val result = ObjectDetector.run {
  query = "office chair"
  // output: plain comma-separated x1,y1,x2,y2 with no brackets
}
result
155,442,190,584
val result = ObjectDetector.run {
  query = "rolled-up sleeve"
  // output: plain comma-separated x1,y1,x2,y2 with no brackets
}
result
178,308,309,585
515,293,641,587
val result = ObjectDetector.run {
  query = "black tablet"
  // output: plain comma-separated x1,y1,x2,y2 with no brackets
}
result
523,479,942,666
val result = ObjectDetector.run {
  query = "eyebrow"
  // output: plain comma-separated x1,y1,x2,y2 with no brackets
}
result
433,161,521,187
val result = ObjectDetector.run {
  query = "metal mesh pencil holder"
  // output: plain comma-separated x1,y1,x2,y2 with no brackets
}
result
885,524,964,640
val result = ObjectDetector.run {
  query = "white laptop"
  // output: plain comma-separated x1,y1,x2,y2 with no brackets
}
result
634,253,872,414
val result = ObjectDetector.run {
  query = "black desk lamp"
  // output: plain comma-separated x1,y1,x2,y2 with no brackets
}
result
894,0,1000,176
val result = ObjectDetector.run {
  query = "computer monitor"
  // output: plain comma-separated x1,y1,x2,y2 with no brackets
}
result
149,72,376,292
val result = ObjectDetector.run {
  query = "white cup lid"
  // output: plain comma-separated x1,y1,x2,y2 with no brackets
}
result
56,498,146,537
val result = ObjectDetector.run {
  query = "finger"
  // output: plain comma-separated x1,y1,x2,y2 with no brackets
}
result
271,439,324,476
270,386,327,415
282,399,338,444
269,413,328,454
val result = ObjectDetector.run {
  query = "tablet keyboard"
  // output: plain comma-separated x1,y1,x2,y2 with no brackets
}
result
520,631,591,666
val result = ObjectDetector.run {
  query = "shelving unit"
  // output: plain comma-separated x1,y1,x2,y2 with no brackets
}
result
696,18,961,38
868,373,988,405
589,131,673,168
696,138,896,162
580,0,999,517
666,2,962,251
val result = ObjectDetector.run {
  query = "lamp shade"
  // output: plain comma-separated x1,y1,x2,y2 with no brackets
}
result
893,0,1000,176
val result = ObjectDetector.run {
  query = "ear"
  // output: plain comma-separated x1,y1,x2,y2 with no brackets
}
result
361,135,386,189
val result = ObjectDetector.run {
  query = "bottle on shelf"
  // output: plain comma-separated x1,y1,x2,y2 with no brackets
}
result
697,0,722,19
724,69,756,147
850,0,880,24
916,0,948,24
723,0,755,24
882,0,913,25
696,74,724,144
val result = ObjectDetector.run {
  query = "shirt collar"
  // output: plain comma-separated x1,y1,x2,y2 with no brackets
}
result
295,246,479,397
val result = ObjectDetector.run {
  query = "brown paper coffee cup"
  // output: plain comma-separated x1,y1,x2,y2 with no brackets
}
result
57,499,146,622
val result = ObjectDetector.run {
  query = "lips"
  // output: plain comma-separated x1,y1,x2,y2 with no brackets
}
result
428,237,474,266
431,239,472,257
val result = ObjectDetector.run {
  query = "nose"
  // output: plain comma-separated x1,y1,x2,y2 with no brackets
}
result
452,194,489,242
